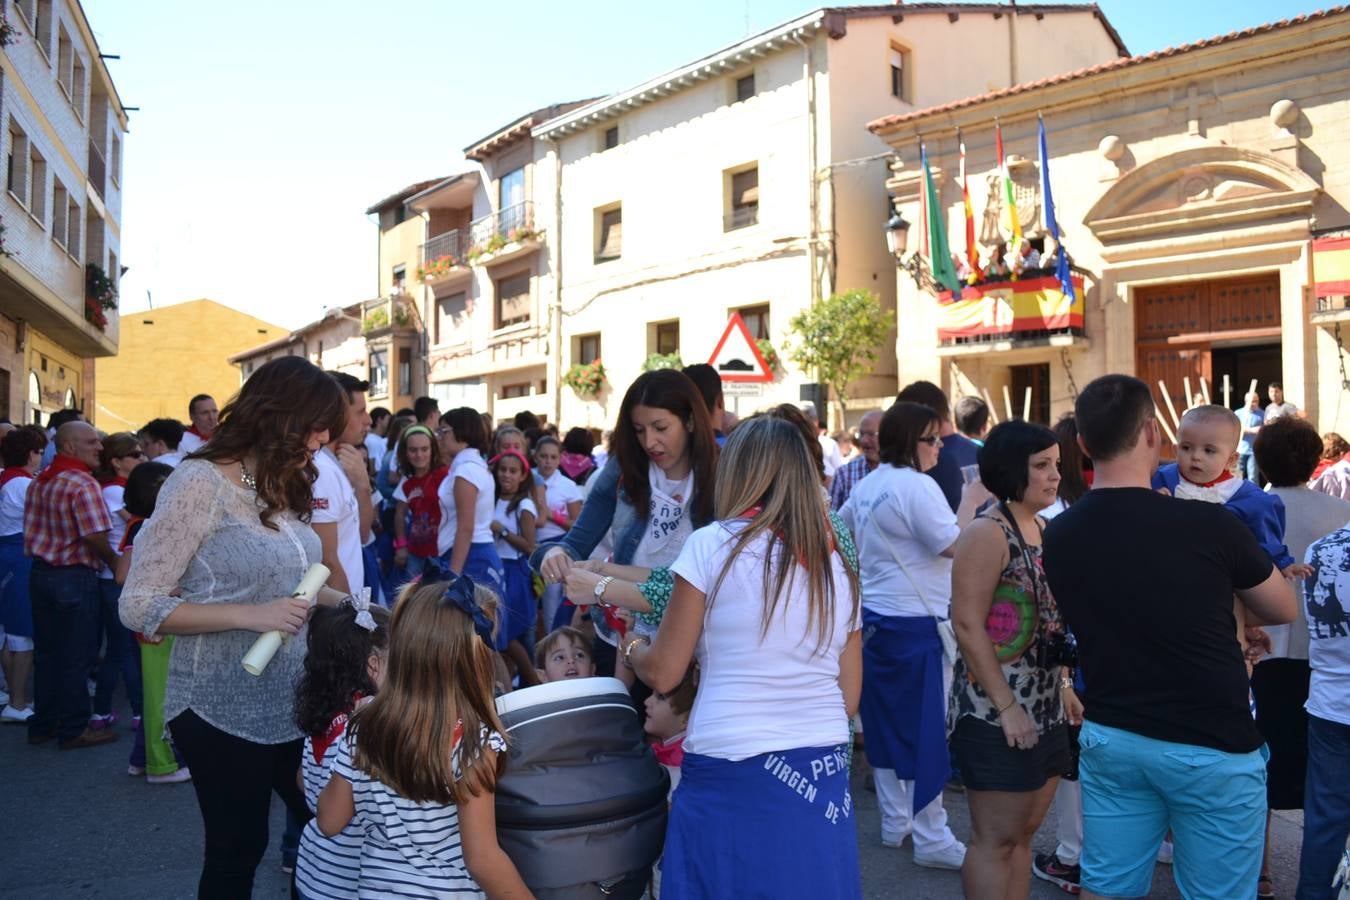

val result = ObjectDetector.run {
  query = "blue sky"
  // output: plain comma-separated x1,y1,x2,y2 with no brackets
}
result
81,0,1325,329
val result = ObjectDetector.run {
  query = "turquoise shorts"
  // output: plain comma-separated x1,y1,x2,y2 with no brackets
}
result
1077,720,1266,899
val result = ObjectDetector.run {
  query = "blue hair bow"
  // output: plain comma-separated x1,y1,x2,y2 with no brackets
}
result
439,573,495,644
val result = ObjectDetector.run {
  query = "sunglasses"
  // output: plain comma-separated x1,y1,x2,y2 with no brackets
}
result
119,450,147,459
917,435,942,446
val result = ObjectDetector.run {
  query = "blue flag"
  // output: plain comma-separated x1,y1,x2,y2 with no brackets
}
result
1038,117,1076,303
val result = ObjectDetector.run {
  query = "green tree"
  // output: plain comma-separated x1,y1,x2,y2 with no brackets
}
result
786,289,895,422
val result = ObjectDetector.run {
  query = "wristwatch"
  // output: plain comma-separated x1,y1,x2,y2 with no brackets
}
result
594,575,615,602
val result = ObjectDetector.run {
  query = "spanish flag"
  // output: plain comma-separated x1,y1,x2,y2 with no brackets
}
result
996,121,1022,245
959,131,982,282
1314,236,1350,296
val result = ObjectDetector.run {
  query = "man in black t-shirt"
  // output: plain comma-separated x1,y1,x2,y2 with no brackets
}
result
1042,375,1294,900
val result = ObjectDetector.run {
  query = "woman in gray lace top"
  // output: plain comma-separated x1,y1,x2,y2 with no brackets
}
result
120,357,350,899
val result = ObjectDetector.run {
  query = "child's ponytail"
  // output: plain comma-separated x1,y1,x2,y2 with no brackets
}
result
293,599,391,737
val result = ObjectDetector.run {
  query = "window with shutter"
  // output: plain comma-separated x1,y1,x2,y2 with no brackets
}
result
726,167,759,230
577,333,602,365
595,206,622,262
496,272,531,328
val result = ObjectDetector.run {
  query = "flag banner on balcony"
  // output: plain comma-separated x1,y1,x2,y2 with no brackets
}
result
959,132,982,282
1038,116,1076,305
921,143,961,292
934,275,1085,341
1314,236,1350,296
997,121,1023,245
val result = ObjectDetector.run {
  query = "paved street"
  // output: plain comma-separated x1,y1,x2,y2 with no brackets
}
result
2,687,1307,898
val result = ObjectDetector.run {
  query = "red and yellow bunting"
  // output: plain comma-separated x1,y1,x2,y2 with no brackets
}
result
1314,237,1350,296
935,275,1084,340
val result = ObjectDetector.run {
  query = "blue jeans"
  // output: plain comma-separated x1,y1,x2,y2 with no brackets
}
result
1238,452,1258,482
28,561,100,741
1078,721,1267,899
1298,714,1350,900
94,578,142,717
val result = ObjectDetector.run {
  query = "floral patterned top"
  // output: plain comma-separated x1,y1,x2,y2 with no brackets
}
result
948,511,1065,736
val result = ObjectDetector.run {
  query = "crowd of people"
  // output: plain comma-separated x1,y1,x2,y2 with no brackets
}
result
1,357,1349,900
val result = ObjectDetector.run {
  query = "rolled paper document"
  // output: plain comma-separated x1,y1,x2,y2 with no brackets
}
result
242,563,330,676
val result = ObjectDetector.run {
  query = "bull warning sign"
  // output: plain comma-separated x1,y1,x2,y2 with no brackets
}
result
708,312,774,383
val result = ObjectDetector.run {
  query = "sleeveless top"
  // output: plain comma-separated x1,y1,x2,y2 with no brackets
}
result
948,512,1065,736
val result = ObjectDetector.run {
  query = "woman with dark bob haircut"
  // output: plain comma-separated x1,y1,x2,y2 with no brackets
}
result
949,420,1075,899
433,406,501,592
1248,415,1350,893
120,357,361,897
839,401,987,868
535,369,717,675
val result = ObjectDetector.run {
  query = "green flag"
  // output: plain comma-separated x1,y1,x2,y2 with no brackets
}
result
922,143,961,292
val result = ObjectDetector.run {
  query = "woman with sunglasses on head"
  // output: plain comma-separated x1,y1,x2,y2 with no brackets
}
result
838,400,988,873
948,421,1074,900
120,357,360,899
90,433,148,733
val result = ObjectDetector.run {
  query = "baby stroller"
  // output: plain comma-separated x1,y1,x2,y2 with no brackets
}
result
495,677,669,899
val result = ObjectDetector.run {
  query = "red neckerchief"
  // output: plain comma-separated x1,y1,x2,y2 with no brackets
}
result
187,425,210,440
1182,470,1235,489
0,467,31,488
651,733,685,767
734,505,833,566
36,454,92,485
1084,469,1095,487
311,693,364,765
104,476,128,488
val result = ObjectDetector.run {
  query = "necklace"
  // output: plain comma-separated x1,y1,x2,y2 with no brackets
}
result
239,459,257,491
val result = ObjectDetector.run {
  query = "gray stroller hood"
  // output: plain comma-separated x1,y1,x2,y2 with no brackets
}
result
494,677,669,898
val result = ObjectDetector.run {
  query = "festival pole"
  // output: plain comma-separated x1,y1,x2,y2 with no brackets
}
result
1158,381,1183,434
1183,377,1195,411
1023,387,1033,422
1002,384,1014,421
1200,376,1211,405
1223,374,1232,409
982,387,1000,424
1155,405,1178,445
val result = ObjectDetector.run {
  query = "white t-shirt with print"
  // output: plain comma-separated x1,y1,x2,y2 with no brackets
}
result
312,448,363,593
839,463,959,618
437,449,495,557
100,483,127,580
671,520,860,760
633,464,694,568
493,497,537,561
1305,529,1350,727
536,470,583,542
0,475,31,536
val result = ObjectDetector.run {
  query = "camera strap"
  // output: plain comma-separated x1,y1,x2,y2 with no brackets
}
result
997,501,1044,614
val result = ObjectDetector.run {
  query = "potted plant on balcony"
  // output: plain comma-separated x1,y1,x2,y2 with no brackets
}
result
362,307,390,334
562,359,607,400
418,255,462,281
85,262,117,331
641,352,683,372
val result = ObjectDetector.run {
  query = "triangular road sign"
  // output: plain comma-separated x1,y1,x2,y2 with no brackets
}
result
708,312,774,383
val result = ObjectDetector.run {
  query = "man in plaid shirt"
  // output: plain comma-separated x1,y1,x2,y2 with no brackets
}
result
829,409,882,511
24,420,118,749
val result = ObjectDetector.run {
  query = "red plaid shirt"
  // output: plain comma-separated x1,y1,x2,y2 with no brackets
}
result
24,469,113,569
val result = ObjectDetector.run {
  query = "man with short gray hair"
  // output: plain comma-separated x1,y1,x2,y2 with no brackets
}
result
829,410,882,510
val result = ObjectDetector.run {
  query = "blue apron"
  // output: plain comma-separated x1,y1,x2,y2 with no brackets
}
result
444,541,507,649
499,555,536,647
662,745,860,900
859,609,949,813
0,532,33,637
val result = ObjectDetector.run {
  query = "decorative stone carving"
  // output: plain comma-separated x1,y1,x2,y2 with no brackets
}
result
1099,134,1125,162
1270,99,1299,129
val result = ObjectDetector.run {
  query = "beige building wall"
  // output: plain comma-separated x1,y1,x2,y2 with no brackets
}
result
93,299,285,430
0,0,128,424
230,306,366,386
871,9,1350,434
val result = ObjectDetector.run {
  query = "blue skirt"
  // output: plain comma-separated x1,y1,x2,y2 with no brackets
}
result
859,610,949,813
499,555,536,646
662,746,861,900
0,533,32,638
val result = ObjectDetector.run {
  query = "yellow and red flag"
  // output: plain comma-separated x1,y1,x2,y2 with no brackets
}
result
996,121,1022,246
958,132,982,282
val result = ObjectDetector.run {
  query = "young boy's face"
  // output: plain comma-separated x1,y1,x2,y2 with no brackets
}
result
643,691,688,742
1176,418,1239,485
541,637,594,682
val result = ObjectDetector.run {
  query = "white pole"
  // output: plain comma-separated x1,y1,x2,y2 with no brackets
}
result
1200,376,1211,405
1158,381,1182,433
1223,374,1232,409
1023,386,1033,422
1002,385,1014,421
982,387,1000,424
1183,377,1194,411
1155,405,1178,445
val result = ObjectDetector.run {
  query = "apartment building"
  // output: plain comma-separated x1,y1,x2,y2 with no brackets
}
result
531,3,1125,427
0,0,128,424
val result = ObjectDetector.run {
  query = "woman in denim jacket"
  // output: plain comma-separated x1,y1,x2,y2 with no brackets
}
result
533,370,718,650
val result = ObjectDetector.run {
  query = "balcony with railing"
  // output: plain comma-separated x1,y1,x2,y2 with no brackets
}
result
723,203,759,232
362,294,418,337
418,228,472,285
466,201,541,267
87,139,106,200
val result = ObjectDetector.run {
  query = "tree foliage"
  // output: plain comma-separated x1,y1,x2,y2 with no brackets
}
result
786,289,895,418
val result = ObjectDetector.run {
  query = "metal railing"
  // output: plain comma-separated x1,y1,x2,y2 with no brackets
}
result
724,204,758,231
468,201,536,252
420,229,468,268
87,140,106,198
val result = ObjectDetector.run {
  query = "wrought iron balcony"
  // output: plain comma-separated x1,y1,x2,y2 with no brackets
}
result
723,204,759,231
421,229,468,268
467,201,538,260
87,140,106,199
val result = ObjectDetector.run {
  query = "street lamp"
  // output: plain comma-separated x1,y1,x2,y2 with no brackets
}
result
885,195,930,289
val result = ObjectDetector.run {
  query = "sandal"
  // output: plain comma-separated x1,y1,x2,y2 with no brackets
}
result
1257,871,1274,899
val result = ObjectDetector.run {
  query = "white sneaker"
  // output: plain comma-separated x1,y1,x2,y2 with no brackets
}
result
915,841,967,871
0,704,33,723
147,768,192,785
1156,840,1173,865
881,831,907,848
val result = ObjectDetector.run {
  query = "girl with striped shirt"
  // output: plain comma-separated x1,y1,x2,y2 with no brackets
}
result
293,598,390,900
317,577,529,898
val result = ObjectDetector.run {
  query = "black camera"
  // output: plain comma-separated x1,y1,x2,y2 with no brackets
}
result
1034,630,1079,669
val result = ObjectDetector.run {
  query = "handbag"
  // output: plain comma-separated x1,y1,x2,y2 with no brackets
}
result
871,510,960,666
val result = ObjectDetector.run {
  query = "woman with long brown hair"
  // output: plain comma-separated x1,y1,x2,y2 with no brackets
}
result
624,415,862,898
120,356,355,898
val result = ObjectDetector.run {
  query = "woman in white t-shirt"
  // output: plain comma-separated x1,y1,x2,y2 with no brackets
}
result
625,416,862,899
0,425,47,723
92,433,146,730
435,408,504,601
838,401,987,871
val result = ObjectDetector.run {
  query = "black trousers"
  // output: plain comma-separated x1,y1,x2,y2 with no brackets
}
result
170,709,312,899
